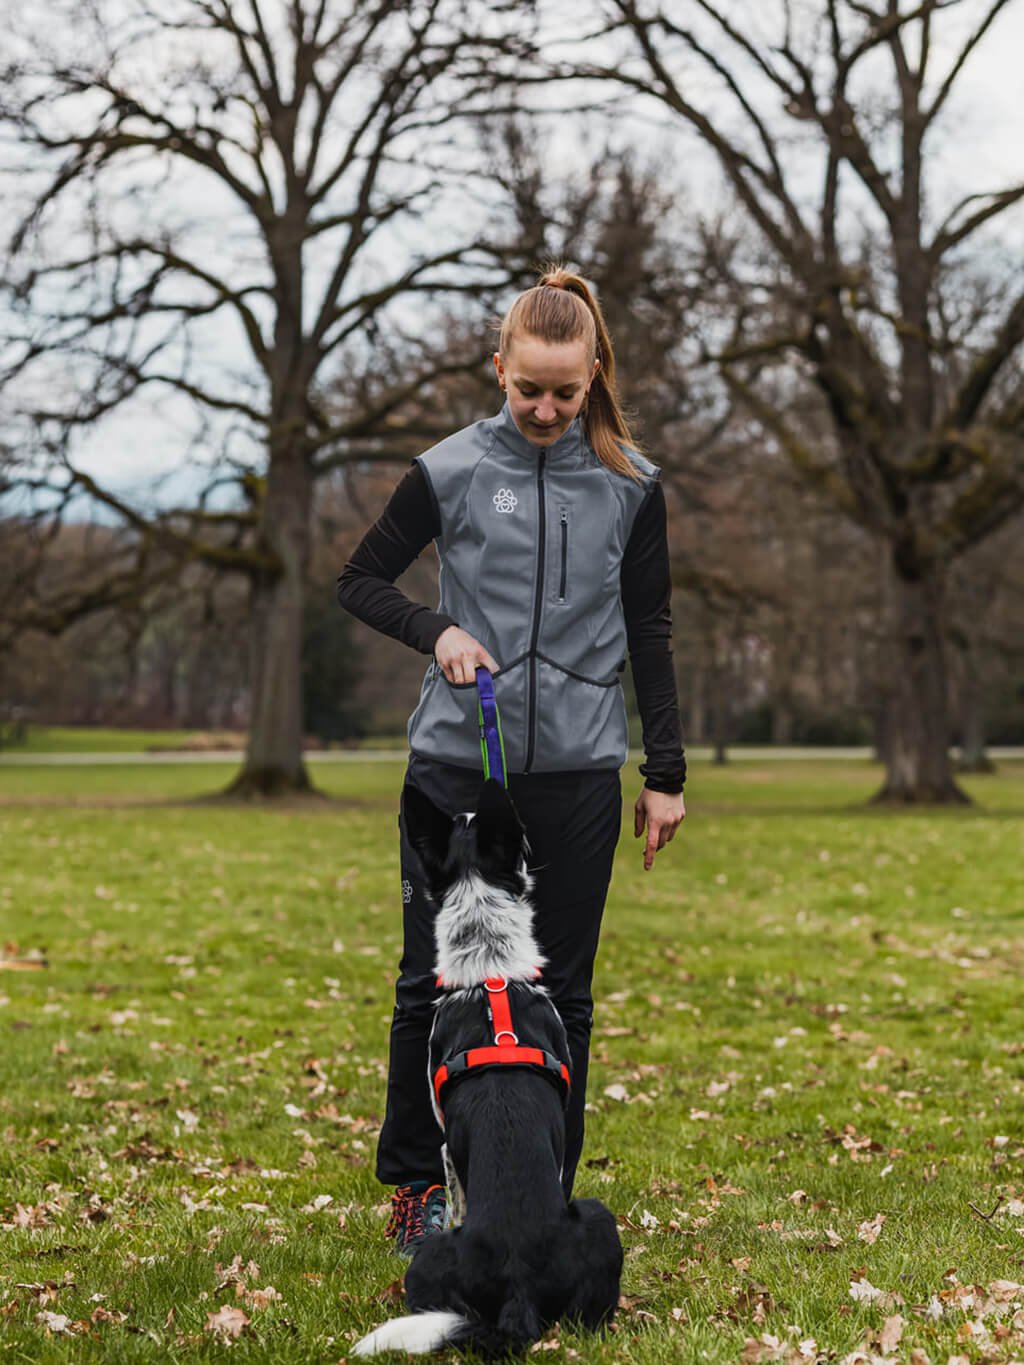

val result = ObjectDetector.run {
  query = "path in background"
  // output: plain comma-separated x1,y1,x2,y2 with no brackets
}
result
2,746,1023,765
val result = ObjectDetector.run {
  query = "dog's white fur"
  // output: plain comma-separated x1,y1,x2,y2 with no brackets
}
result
433,866,542,989
352,1310,465,1356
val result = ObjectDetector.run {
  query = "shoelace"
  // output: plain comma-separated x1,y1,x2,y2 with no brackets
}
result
385,1184,444,1241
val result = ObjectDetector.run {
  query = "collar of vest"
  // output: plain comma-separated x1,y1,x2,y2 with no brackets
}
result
491,401,587,465
432,975,571,1118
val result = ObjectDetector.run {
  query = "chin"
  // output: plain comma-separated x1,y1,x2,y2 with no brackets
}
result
527,424,566,444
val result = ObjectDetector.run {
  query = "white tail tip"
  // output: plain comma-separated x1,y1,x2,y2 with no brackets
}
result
352,1310,466,1355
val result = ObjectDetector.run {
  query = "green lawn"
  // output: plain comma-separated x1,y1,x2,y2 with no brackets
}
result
1,757,1023,1362
0,726,237,754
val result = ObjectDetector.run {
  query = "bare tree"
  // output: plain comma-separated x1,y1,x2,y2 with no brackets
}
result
0,0,522,793
547,0,1024,801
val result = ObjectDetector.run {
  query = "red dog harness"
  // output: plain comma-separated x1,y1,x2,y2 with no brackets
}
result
432,976,571,1116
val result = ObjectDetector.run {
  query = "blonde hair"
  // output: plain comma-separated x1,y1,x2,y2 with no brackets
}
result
498,266,643,479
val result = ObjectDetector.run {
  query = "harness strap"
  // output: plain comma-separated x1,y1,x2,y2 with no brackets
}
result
485,976,516,1045
433,1047,571,1111
432,974,572,1117
475,667,507,787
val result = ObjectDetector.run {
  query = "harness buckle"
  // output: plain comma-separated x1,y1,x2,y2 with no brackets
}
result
484,977,507,993
494,1029,519,1045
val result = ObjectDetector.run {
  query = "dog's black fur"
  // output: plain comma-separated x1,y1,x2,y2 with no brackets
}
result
353,780,622,1358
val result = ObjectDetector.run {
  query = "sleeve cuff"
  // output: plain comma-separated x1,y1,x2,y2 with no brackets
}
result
639,756,686,794
424,615,458,654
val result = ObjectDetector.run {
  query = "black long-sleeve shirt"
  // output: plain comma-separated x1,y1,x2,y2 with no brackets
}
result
338,462,685,792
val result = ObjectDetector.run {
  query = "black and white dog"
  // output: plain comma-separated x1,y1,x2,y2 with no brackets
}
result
354,779,623,1358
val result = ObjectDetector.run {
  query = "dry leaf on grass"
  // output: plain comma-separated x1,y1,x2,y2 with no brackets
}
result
205,1305,250,1340
35,1311,77,1335
849,1278,885,1304
987,1279,1024,1301
878,1313,903,1353
857,1213,886,1244
243,1286,282,1309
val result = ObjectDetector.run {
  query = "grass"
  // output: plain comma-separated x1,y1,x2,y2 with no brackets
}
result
1,727,238,755
0,755,1023,1362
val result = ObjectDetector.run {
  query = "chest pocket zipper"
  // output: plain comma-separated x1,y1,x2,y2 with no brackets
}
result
558,507,569,602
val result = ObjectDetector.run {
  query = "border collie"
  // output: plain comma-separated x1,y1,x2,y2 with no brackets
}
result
353,779,622,1358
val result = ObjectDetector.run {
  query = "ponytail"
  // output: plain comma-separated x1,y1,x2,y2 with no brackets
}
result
498,266,644,480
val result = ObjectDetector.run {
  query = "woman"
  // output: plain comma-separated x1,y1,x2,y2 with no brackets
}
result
337,268,686,1256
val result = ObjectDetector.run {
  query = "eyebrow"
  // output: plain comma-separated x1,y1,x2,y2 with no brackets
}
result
513,376,583,390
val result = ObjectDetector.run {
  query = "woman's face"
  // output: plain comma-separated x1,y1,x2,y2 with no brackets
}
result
493,335,599,447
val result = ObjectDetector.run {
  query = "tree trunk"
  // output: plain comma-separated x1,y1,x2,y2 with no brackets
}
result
772,700,794,746
957,639,995,774
687,659,705,744
873,555,968,804
711,665,730,765
226,441,315,797
770,622,798,745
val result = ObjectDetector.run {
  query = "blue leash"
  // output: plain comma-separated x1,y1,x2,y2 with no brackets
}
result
475,667,507,787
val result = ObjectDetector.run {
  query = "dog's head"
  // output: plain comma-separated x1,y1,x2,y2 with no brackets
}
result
403,779,529,905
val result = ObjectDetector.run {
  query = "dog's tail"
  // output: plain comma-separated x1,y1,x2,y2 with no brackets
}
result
351,1309,466,1355
352,1293,542,1358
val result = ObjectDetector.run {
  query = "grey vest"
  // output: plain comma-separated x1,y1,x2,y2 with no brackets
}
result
407,403,658,774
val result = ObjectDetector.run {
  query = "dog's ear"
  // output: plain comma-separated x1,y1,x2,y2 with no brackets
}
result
473,779,525,873
402,785,454,893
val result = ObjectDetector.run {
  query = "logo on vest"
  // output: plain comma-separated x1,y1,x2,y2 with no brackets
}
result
492,488,518,514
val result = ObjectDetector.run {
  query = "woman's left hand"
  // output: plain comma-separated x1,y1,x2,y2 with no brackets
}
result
634,788,686,871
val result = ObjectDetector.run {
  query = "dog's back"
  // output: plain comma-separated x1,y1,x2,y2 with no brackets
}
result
353,782,622,1358
405,1063,623,1356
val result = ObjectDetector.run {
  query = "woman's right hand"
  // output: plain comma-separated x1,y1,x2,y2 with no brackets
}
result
433,626,500,685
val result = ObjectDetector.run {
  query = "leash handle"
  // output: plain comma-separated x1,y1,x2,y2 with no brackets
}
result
475,666,507,787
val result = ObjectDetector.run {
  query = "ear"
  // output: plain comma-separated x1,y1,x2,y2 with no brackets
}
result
473,779,525,873
493,352,505,389
401,786,454,892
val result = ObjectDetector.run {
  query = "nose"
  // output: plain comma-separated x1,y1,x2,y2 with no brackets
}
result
534,394,556,423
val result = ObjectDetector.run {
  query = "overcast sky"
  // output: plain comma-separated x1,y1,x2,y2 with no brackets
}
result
9,0,1024,505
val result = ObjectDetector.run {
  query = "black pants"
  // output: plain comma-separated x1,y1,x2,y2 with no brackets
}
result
375,757,622,1199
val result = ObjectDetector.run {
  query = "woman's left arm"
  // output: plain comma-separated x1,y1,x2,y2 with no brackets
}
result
621,479,687,870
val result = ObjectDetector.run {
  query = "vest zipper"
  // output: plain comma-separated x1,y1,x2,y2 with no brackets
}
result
558,507,568,601
524,451,546,774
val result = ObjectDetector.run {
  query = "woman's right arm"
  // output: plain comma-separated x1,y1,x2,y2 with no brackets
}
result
337,463,499,681
336,462,455,653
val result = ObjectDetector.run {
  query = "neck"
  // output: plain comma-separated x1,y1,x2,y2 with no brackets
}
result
434,872,544,989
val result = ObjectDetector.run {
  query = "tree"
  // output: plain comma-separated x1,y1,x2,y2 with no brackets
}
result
0,0,522,794
556,0,1024,801
301,581,366,746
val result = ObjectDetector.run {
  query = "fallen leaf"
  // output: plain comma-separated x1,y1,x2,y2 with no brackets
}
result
204,1305,250,1340
878,1313,903,1353
857,1213,886,1244
243,1286,282,1309
741,1332,786,1362
35,1311,76,1335
90,1306,127,1325
988,1279,1024,1301
301,1194,333,1212
378,1279,404,1304
850,1278,884,1304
